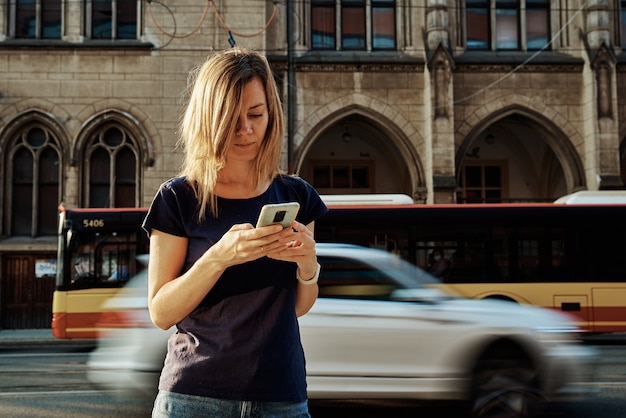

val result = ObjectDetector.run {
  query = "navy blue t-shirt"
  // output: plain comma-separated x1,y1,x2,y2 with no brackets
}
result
142,175,328,401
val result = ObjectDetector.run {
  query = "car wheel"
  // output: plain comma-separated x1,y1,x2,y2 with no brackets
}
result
469,347,545,418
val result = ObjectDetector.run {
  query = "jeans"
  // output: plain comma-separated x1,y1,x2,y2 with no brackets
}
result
152,390,311,418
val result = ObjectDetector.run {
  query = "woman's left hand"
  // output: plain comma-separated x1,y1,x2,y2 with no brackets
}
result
264,221,318,274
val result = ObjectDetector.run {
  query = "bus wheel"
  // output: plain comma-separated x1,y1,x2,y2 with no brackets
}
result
469,347,545,417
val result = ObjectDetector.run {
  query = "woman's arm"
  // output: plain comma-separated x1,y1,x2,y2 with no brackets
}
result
147,230,224,330
148,223,286,330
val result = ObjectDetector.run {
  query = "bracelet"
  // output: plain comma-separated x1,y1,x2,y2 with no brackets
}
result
296,262,320,285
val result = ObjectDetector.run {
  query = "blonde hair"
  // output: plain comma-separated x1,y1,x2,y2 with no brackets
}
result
178,47,285,220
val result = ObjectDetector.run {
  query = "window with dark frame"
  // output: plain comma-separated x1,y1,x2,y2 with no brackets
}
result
372,0,396,49
466,0,489,49
13,0,62,39
311,0,396,51
525,0,549,49
466,0,549,51
311,0,336,49
8,125,61,237
311,161,373,192
458,162,505,203
88,0,138,40
8,1,140,41
341,0,366,50
495,0,519,50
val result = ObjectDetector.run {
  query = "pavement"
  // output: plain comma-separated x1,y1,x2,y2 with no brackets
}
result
0,329,94,346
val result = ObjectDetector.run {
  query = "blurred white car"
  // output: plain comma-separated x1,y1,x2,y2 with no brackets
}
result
88,244,595,417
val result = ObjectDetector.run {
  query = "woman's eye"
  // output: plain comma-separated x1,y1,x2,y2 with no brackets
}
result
250,113,263,118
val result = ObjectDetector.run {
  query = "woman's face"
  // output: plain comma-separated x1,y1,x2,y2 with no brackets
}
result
227,77,269,164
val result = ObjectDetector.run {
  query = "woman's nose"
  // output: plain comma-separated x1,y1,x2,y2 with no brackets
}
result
237,118,253,134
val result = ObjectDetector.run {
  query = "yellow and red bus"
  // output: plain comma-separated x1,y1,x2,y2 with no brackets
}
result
52,191,626,337
51,206,149,339
315,192,626,333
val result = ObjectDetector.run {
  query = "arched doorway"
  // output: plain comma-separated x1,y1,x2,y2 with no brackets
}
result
457,111,585,203
297,113,419,198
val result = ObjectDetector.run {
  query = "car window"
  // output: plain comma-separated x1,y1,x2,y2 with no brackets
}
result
317,255,400,300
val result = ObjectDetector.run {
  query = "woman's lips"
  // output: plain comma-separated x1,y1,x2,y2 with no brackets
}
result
235,142,255,148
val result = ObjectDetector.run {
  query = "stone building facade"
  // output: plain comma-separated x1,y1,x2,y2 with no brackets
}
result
0,0,625,328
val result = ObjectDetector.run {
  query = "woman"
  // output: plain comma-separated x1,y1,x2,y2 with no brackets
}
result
143,47,328,417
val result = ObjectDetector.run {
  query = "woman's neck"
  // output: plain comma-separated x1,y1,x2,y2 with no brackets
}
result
215,167,270,199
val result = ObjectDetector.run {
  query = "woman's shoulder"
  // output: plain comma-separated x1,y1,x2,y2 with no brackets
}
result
154,177,197,204
158,176,194,194
161,176,189,188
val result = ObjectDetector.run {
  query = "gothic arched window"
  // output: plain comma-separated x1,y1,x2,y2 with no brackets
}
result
6,124,62,236
83,124,138,208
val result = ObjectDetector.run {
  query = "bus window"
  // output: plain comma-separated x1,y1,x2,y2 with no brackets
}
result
446,243,488,283
98,245,133,283
65,233,141,288
72,249,95,285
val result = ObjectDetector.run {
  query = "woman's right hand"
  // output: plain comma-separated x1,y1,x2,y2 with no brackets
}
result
199,222,289,269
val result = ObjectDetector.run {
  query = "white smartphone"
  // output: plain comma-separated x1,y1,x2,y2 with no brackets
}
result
256,202,300,228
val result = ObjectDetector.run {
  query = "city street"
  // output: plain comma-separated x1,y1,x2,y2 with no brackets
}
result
0,333,624,417
2,2,626,416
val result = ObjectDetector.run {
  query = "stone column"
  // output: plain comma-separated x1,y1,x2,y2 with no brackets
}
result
425,0,456,203
427,45,457,203
584,0,621,188
591,46,622,188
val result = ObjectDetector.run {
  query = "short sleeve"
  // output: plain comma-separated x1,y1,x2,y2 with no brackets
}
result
142,178,194,238
298,179,328,226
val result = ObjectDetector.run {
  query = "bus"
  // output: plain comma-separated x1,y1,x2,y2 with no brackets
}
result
52,192,626,337
315,197,626,333
52,206,149,339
